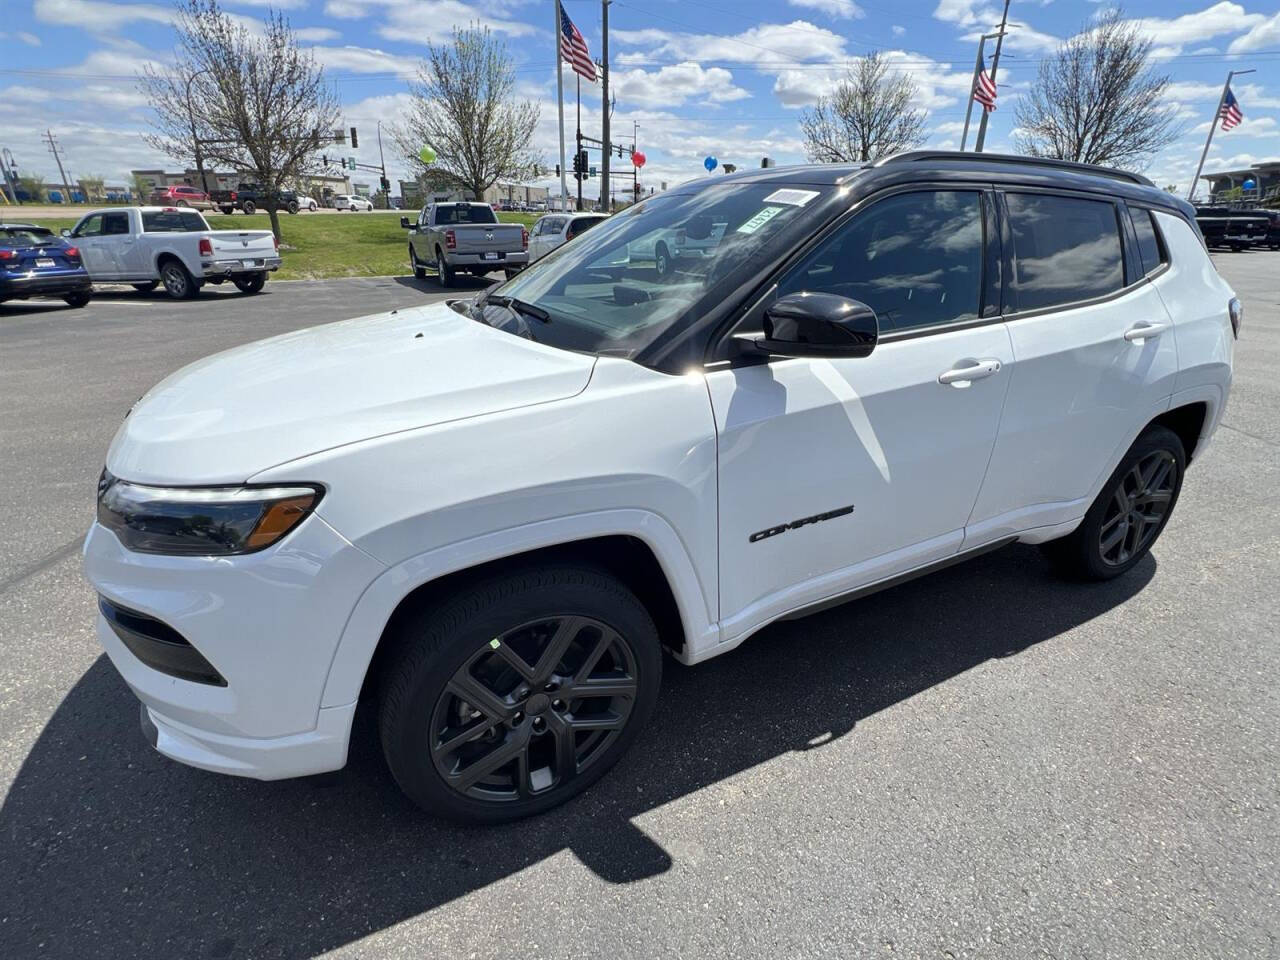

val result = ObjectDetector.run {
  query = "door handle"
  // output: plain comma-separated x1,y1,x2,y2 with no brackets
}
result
1123,321,1170,342
938,358,1002,387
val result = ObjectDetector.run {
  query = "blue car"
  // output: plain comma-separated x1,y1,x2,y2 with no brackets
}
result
0,222,92,308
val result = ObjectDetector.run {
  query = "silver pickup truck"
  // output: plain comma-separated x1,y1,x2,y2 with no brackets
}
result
401,202,528,286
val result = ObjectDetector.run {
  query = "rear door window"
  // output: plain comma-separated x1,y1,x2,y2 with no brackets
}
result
775,190,986,334
142,210,206,232
1005,193,1125,311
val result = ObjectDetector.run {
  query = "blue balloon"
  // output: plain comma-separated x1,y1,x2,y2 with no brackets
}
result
1243,178,1256,190
704,155,717,172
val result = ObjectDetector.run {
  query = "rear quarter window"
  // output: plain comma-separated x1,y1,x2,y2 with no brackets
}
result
1005,193,1125,312
1129,207,1168,276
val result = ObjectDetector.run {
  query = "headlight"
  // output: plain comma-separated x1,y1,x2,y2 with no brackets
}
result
97,471,322,556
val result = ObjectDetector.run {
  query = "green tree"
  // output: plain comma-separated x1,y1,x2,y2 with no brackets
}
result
17,175,45,202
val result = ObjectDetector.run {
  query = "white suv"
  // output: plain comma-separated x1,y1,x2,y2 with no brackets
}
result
84,153,1238,822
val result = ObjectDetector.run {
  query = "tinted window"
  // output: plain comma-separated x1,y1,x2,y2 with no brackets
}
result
0,227,55,244
1006,194,1124,311
572,216,607,234
141,210,206,232
1130,208,1166,276
775,190,984,333
103,212,130,235
435,204,498,224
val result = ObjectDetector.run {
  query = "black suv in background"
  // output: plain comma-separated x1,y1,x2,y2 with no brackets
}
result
211,184,306,216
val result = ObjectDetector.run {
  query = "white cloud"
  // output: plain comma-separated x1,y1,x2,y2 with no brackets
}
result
308,44,419,77
612,63,751,108
34,0,171,30
773,50,975,111
296,27,342,42
19,31,41,46
1128,2,1264,55
614,21,850,65
1228,11,1280,53
222,0,307,7
787,0,865,20
1191,115,1278,137
892,25,906,36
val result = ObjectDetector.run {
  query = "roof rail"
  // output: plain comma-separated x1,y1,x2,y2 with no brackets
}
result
875,151,1155,187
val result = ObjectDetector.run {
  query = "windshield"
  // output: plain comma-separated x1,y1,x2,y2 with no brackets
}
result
0,227,56,245
487,182,831,359
435,204,498,224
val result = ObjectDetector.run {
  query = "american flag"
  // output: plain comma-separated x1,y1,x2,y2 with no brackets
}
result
973,67,997,112
560,3,596,82
1219,87,1243,131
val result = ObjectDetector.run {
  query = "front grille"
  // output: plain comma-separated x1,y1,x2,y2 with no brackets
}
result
98,596,227,686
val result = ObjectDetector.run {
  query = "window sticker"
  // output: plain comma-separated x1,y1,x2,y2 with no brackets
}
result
737,206,784,234
763,188,820,207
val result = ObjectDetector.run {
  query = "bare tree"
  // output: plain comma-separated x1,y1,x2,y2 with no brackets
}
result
138,0,340,238
800,53,927,163
1014,9,1181,169
395,25,540,201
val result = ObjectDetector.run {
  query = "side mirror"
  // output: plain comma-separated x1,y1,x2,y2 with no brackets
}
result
61,228,73,238
399,216,412,229
753,292,878,359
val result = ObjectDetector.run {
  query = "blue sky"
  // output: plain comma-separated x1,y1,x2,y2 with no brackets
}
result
1,0,1277,199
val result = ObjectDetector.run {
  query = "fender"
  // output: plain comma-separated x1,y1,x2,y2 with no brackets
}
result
318,508,720,708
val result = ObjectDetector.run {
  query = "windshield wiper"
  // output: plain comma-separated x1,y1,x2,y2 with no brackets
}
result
484,294,551,324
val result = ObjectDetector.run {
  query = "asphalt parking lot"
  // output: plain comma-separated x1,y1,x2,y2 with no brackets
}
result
1,255,1277,958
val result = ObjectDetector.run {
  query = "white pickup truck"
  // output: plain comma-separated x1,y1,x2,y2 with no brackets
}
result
64,206,281,299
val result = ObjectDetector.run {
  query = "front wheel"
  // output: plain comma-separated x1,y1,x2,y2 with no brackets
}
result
378,565,662,822
287,201,300,215
233,272,266,294
1042,425,1185,580
242,200,256,215
654,241,674,281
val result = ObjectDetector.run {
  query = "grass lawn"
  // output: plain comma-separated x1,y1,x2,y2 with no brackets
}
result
6,210,541,281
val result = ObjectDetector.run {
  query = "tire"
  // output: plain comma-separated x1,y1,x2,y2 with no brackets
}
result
436,247,454,287
159,259,198,299
378,565,662,822
654,241,673,281
220,207,234,216
63,290,91,308
233,272,267,294
287,201,300,215
176,199,189,207
1041,425,1185,581
131,281,159,293
410,245,426,280
243,200,256,215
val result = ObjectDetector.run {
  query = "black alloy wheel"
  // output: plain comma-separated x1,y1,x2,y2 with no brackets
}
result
1042,425,1185,580
1097,450,1178,567
379,566,661,822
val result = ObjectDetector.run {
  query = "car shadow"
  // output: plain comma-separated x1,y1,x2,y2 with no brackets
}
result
0,544,1155,958
393,273,499,293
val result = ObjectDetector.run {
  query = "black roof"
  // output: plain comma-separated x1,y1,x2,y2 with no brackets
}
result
687,150,1194,219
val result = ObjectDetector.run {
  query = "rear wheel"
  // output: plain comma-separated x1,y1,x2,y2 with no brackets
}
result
1042,425,1185,580
63,290,91,308
654,241,673,281
176,199,189,207
131,281,159,293
159,259,198,299
378,565,662,822
287,200,300,215
233,272,267,294
436,247,454,287
243,200,256,215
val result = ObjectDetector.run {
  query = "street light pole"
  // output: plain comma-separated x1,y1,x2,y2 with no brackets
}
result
973,0,1011,153
1188,68,1255,202
376,119,389,209
185,69,211,195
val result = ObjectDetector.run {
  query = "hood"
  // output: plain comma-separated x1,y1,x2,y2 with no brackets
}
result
107,300,596,484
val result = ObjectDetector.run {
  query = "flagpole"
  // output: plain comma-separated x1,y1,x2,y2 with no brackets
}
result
1188,68,1254,201
974,0,1010,153
960,35,987,151
555,0,568,212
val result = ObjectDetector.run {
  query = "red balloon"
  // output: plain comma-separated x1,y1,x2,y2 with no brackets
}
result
632,151,646,168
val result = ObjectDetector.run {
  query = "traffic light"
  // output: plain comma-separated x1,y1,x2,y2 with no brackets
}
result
555,163,561,177
350,126,358,148
380,176,390,192
322,154,328,166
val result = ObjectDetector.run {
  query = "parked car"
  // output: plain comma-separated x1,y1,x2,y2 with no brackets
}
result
519,212,609,274
401,201,528,286
147,184,214,211
0,222,92,308
84,152,1237,822
1194,205,1270,250
333,194,374,212
210,184,310,215
1261,210,1280,250
66,206,280,299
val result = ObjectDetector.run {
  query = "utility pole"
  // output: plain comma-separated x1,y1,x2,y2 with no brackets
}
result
576,74,583,211
554,0,568,212
961,31,1006,151
601,0,610,213
632,120,639,204
974,0,1010,153
376,119,389,209
42,129,72,204
1188,68,1255,202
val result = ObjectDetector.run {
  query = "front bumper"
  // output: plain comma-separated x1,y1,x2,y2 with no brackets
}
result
83,513,385,780
202,256,283,276
0,269,92,298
